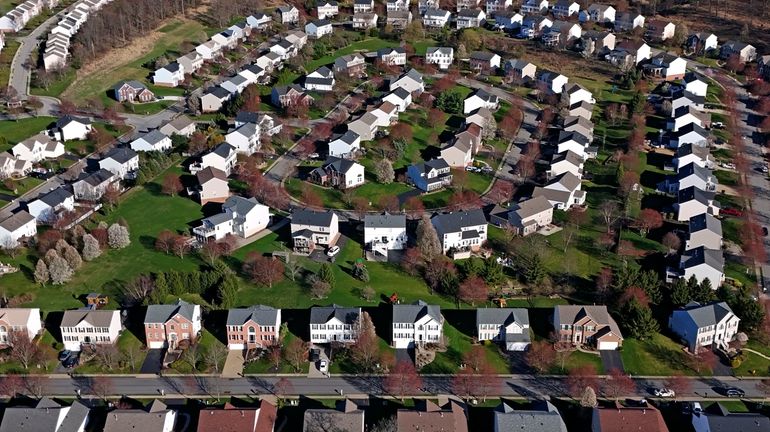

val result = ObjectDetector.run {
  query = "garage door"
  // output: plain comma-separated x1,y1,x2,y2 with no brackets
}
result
598,341,619,350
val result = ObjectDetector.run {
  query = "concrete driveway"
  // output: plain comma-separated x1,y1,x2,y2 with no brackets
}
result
222,350,244,377
600,350,625,373
139,349,165,374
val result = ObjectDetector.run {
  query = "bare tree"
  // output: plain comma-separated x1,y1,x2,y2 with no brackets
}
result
204,343,228,374
598,201,620,233
8,332,42,369
93,344,121,371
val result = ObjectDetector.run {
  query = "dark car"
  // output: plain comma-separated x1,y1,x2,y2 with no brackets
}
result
763,227,768,236
62,354,79,368
58,350,71,361
309,348,320,362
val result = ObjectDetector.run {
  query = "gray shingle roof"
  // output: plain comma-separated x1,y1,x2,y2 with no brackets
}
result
138,129,168,146
558,130,591,147
0,398,90,432
56,115,91,128
677,301,734,329
292,209,336,227
212,143,236,159
103,400,174,432
60,309,118,327
222,196,262,216
676,162,714,184
323,156,361,174
510,195,553,220
427,47,453,56
494,401,568,432
689,213,722,237
391,87,411,100
699,403,770,432
80,169,115,187
678,185,716,205
554,305,622,338
393,300,441,324
477,308,529,326
102,147,138,164
36,186,74,207
365,212,406,229
144,299,197,324
333,130,360,145
226,305,279,326
309,304,361,324
681,246,724,271
431,209,486,236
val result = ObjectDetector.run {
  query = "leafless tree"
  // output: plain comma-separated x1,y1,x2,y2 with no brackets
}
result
8,332,42,369
204,343,228,374
598,201,621,233
94,344,121,371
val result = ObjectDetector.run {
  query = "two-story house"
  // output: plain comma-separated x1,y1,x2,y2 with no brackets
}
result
310,157,365,189
686,213,723,251
99,147,139,180
328,131,362,158
112,80,155,103
669,301,739,352
333,53,367,77
407,158,453,192
504,59,537,83
51,115,92,141
364,212,407,258
456,9,486,29
477,308,531,351
72,169,117,201
674,143,714,170
668,105,710,132
226,305,281,351
130,130,172,153
310,305,361,344
352,12,378,29
193,196,272,241
276,5,299,24
553,305,623,350
25,186,75,224
662,162,718,194
306,19,333,39
614,11,644,32
191,143,237,176
425,47,454,69
422,8,451,28
720,41,757,63
677,186,720,221
196,167,230,204
484,0,509,14
304,66,336,92
291,209,340,253
316,0,339,19
502,195,554,236
645,19,675,41
392,301,443,349
0,308,42,346
520,0,549,14
552,0,579,17
226,122,261,155
680,246,724,288
60,309,121,352
354,0,374,13
144,300,202,350
469,51,502,74
645,52,688,81
582,3,615,23
377,47,407,66
389,68,425,94
431,209,487,254
533,171,586,210
153,62,185,87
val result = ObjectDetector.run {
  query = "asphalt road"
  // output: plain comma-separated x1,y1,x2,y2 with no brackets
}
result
9,9,69,98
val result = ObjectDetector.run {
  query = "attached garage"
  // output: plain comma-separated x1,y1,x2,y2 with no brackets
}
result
597,340,619,350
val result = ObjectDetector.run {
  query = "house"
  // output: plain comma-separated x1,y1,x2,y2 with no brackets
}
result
304,400,365,432
645,19,676,41
328,131,361,158
455,0,480,11
397,400,468,432
198,401,277,432
246,13,272,30
304,66,336,92
153,62,184,87
352,12,378,29
178,51,204,75
469,51,501,74
563,115,595,138
477,308,531,351
99,147,139,180
568,101,594,120
144,299,202,350
418,0,440,14
310,305,361,344
26,186,75,223
130,130,172,152
520,0,549,14
0,308,42,345
201,86,232,113
553,305,623,350
441,141,473,168
556,130,592,156
669,105,710,132
426,47,454,69
671,89,706,111
669,123,709,148
677,186,720,221
592,404,668,432
103,400,176,432
112,80,155,103
610,39,651,65
691,403,770,432
645,52,688,81
456,9,486,29
196,40,223,60
521,16,553,38
52,115,92,141
579,31,616,56
454,123,483,154
347,112,379,141
563,83,595,106
680,73,709,98
254,52,281,72
552,0,579,17
310,156,365,189
196,167,230,204
382,87,412,112
220,74,249,95
494,401,567,432
271,84,313,109
493,11,523,30
720,41,756,63
387,10,412,28
226,305,281,351
548,20,582,40
306,19,333,39
533,172,586,210
422,8,451,28
687,32,718,53
614,11,645,31
291,209,340,253
72,169,117,201
226,122,261,155
60,309,121,352
269,39,296,60
389,68,424,94
354,0,374,13
431,209,487,254
759,55,770,80
193,143,237,176
674,143,714,170
193,196,272,241
211,30,239,49
364,213,407,258
670,301,738,353
316,0,339,19
494,195,553,236
407,158,453,192
680,246,724,288
663,162,718,194
377,47,406,66
233,112,282,137
333,53,366,77
392,300,443,348
286,29,309,50
504,59,537,82
465,107,495,130
548,150,584,178
0,399,89,432
538,70,569,94
485,0,510,14
159,115,196,137
276,5,299,24
463,88,499,114
11,134,64,163
583,3,615,23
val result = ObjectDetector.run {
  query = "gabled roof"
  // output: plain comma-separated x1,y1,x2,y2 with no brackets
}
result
467,88,498,103
469,51,498,62
165,115,195,131
388,87,412,101
197,401,277,432
229,122,258,138
204,86,232,100
332,130,360,145
0,210,35,232
56,115,91,128
222,196,263,216
592,405,668,432
136,129,169,146
510,195,554,219
672,89,706,105
304,400,365,432
292,209,336,227
432,209,486,235
393,300,441,323
675,301,734,329
226,305,279,326
558,130,591,147
113,80,147,92
678,185,716,205
196,166,228,185
61,309,118,327
676,162,714,184
144,299,198,324
35,186,74,207
322,156,362,174
477,308,529,326
698,403,770,432
676,142,710,160
411,158,450,175
377,47,406,57
681,246,724,271
309,304,360,325
689,213,722,237
0,399,90,432
457,8,484,18
79,168,115,187
424,8,451,19
494,401,567,432
674,122,709,139
162,62,181,73
365,212,406,229
427,47,453,56
212,143,236,159
102,147,138,164
397,400,467,432
103,400,175,432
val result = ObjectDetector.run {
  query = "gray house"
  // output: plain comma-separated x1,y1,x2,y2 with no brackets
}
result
494,401,567,432
406,158,452,192
686,213,723,251
669,301,739,353
0,398,90,432
477,308,531,351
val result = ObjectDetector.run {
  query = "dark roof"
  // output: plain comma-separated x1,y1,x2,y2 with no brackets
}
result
333,130,360,145
226,305,279,326
144,299,197,324
431,209,486,236
80,169,115,187
204,86,232,100
0,210,35,232
494,401,567,432
292,209,336,227
458,8,483,18
323,156,361,174
674,122,709,138
309,305,360,324
393,300,441,323
678,185,716,205
391,87,411,100
676,301,734,329
558,130,591,146
310,18,331,27
196,166,228,184
468,88,499,103
236,111,259,124
378,47,405,57
365,212,406,229
102,147,138,164
477,308,529,326
0,399,90,432
113,80,147,92
469,51,498,61
699,403,770,432
681,246,724,271
689,213,722,236
36,186,73,207
164,62,181,73
212,143,236,159
56,115,91,128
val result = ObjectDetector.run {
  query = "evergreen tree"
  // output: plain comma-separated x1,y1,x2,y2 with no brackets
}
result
217,275,239,309
626,300,659,340
669,278,690,306
691,278,714,303
523,253,545,285
152,273,169,304
416,215,441,261
318,263,335,286
482,257,504,286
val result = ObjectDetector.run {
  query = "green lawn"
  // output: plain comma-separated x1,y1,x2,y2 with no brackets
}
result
243,331,310,374
621,334,698,376
75,331,146,374
0,176,44,196
714,169,739,186
0,117,57,148
421,322,510,374
30,68,76,98
0,39,20,88
0,330,59,374
733,350,770,376
305,38,400,71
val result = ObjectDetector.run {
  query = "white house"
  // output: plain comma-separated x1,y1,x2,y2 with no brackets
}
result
11,134,64,163
646,53,688,81
505,59,537,82
153,62,184,87
220,75,249,95
377,47,407,66
680,246,725,289
552,0,580,18
305,19,333,39
130,130,172,152
687,213,723,251
670,302,739,353
291,210,340,253
316,0,339,20
352,12,378,29
0,308,42,346
663,162,718,194
309,305,361,344
556,130,591,156
431,209,487,254
538,71,569,94
422,8,451,28
484,0,510,14
562,83,595,107
548,150,584,179
583,3,615,23
532,172,586,210
178,52,204,75
194,143,238,176
503,195,554,236
477,308,531,351
463,88,499,114
328,130,361,158
672,90,706,112
276,5,299,24
669,123,709,149
389,68,424,94
225,122,261,155
426,47,454,69
520,0,549,14
193,196,272,241
669,106,710,132
196,40,222,60
98,147,139,180
311,157,365,190
493,11,523,30
52,115,92,141
382,87,412,112
615,11,645,31
364,213,407,258
0,211,36,248
60,309,121,352
304,66,336,92
687,32,718,53
681,73,709,98
26,186,75,224
246,13,272,30
645,19,676,41
674,143,714,170
201,87,232,113
354,0,374,13
392,301,443,349
456,9,486,29
548,20,582,40
677,186,720,221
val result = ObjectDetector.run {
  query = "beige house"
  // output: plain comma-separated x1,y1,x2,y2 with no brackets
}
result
506,196,553,236
0,308,43,346
196,167,230,204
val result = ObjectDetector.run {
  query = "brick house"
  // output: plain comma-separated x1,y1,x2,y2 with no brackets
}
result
144,299,202,349
553,305,623,350
226,305,281,350
112,80,156,103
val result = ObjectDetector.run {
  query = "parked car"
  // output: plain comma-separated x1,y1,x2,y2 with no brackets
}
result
653,388,675,398
712,122,724,129
720,387,745,397
62,354,79,368
762,227,768,236
721,207,744,217
318,359,328,373
58,350,71,361
326,246,340,257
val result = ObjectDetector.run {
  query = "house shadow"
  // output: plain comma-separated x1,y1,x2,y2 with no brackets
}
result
205,309,228,345
442,309,476,338
44,311,64,345
363,303,392,343
418,145,441,161
123,306,147,345
282,308,310,341
144,181,163,196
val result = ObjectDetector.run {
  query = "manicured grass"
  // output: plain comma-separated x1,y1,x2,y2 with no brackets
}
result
243,331,310,374
76,331,146,374
0,176,44,196
305,38,400,71
0,39,20,87
121,100,175,115
0,116,57,148
621,334,696,376
30,68,76,98
0,330,59,374
714,169,739,186
733,350,770,376
421,322,510,374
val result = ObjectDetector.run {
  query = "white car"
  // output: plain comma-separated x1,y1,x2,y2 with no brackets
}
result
326,246,340,257
318,359,328,372
653,388,675,398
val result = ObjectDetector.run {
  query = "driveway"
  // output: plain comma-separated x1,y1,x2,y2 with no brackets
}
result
139,349,165,374
600,350,624,373
222,350,244,377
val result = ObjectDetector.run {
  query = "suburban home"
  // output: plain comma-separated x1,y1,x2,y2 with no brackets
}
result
72,169,117,201
60,309,121,352
290,209,340,253
552,0,579,17
686,213,723,251
520,0,549,14
130,130,172,152
234,112,282,136
669,301,738,353
645,19,676,41
644,52,688,81
419,0,440,14
246,13,272,30
354,0,374,13
196,40,223,60
680,246,725,288
610,39,651,65
422,8,451,27
382,87,412,112
425,47,454,69
333,53,367,77
220,74,249,94
455,123,483,153
533,172,586,210
193,196,272,241
456,9,486,29
226,122,261,155
407,158,453,192
477,308,531,351
211,29,239,49
389,68,425,94
548,150,584,178
309,305,361,344
304,66,336,92
553,305,623,350
579,31,616,56
397,400,468,432
377,47,407,66
112,80,155,103
663,162,718,194
178,51,204,75
306,19,333,39
494,401,567,432
669,123,709,148
328,130,361,158
191,143,237,176
304,400,365,432
680,73,709,98
26,186,75,224
469,51,501,74
0,399,90,432
720,40,756,63
614,11,645,31
538,70,569,94
103,400,176,432
563,115,595,138
0,308,42,346
316,0,339,19
671,89,706,111
431,209,488,254
352,12,378,29
287,30,309,49
582,3,616,23
504,59,537,83
310,156,365,189
271,84,313,109
201,86,232,113
463,88,499,114
556,130,592,156
465,107,495,130
51,115,92,141
592,404,668,432
568,101,594,120
441,139,473,168
153,62,184,87
548,20,582,40
159,115,196,137
691,403,770,432
392,301,443,348
98,147,139,180
347,112,380,141
493,11,523,30
456,0,481,11
254,52,281,72
677,186,720,221
226,305,281,351
674,143,714,170
269,39,296,61
485,0,510,14
276,5,299,23
195,167,229,204
496,195,553,236
563,83,595,106
370,102,398,126
11,134,64,163
364,213,407,258
386,10,412,28
687,32,718,53
669,105,710,132
144,300,202,350
198,401,277,432
239,64,265,85
520,16,553,38
759,55,770,80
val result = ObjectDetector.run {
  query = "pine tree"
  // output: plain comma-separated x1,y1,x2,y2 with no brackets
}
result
482,257,504,286
523,253,545,285
217,275,239,309
34,259,49,286
81,234,101,261
670,278,690,306
626,300,659,340
151,273,169,304
318,263,335,286
416,215,441,261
